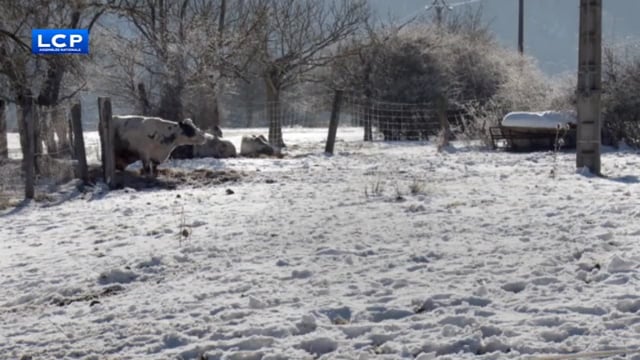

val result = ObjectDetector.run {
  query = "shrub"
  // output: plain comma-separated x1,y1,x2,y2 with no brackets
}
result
601,47,640,147
331,14,555,143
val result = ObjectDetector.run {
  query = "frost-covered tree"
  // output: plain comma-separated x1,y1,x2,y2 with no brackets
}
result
93,0,260,134
329,7,554,143
600,47,640,147
0,0,111,158
246,0,369,147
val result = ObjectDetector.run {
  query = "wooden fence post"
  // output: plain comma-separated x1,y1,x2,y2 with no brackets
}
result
71,102,88,185
437,95,450,149
24,99,36,199
364,99,373,142
0,100,7,159
98,97,116,188
52,106,70,157
325,90,344,155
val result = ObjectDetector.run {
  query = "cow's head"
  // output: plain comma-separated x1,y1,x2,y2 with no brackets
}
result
212,125,223,138
177,118,213,145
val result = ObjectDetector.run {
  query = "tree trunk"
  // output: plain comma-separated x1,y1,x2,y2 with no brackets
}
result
23,99,36,199
245,101,254,128
157,84,184,122
52,105,71,157
18,103,43,175
161,82,192,158
41,107,58,157
0,100,7,159
137,82,152,116
16,106,26,156
265,80,285,148
33,107,43,161
210,99,220,130
193,91,220,132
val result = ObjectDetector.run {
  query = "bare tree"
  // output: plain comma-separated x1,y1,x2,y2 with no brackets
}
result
98,0,260,131
0,0,110,159
247,0,369,147
105,0,211,122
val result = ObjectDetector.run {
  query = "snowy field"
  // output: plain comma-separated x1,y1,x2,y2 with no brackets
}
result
2,128,640,359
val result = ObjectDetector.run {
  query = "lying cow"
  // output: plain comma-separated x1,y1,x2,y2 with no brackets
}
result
240,135,278,157
194,137,237,158
173,125,224,159
112,115,213,176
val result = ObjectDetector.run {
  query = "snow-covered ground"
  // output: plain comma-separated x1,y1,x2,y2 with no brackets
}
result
2,128,640,359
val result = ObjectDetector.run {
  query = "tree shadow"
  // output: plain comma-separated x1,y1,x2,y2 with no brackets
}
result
0,198,33,217
0,167,245,216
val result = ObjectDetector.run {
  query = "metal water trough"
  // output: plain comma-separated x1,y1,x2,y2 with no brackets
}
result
490,111,577,151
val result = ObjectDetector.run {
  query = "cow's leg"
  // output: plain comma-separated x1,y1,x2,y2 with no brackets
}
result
141,159,151,177
115,156,128,172
141,160,159,178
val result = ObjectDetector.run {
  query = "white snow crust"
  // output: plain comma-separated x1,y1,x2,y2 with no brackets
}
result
2,127,640,359
501,111,577,130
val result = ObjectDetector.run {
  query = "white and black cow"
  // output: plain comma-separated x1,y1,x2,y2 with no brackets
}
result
111,115,213,176
240,134,277,157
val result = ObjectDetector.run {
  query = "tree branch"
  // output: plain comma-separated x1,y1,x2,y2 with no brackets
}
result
0,29,30,52
57,81,88,104
87,8,107,31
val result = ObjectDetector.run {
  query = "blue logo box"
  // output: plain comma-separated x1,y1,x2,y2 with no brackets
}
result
32,29,89,54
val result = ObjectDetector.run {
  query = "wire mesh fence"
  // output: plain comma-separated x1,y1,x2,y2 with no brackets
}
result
344,97,442,141
221,93,469,141
225,98,335,129
0,102,89,206
0,92,485,206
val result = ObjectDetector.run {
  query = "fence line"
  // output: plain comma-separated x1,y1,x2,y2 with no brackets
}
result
1,100,89,205
341,94,492,141
221,92,486,143
1,93,491,205
237,99,335,128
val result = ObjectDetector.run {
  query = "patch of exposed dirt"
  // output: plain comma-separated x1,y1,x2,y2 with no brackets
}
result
88,165,245,190
49,285,126,307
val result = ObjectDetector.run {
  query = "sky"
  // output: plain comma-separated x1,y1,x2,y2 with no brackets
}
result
369,0,640,76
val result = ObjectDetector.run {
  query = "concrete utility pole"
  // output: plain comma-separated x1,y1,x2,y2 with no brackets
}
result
518,0,524,54
576,0,602,174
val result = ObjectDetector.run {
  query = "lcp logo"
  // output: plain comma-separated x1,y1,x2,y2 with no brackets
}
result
32,29,89,54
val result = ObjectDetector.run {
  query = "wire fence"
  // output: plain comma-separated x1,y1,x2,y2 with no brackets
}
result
344,97,441,141
0,103,87,206
0,92,483,206
225,98,335,129
223,93,471,141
